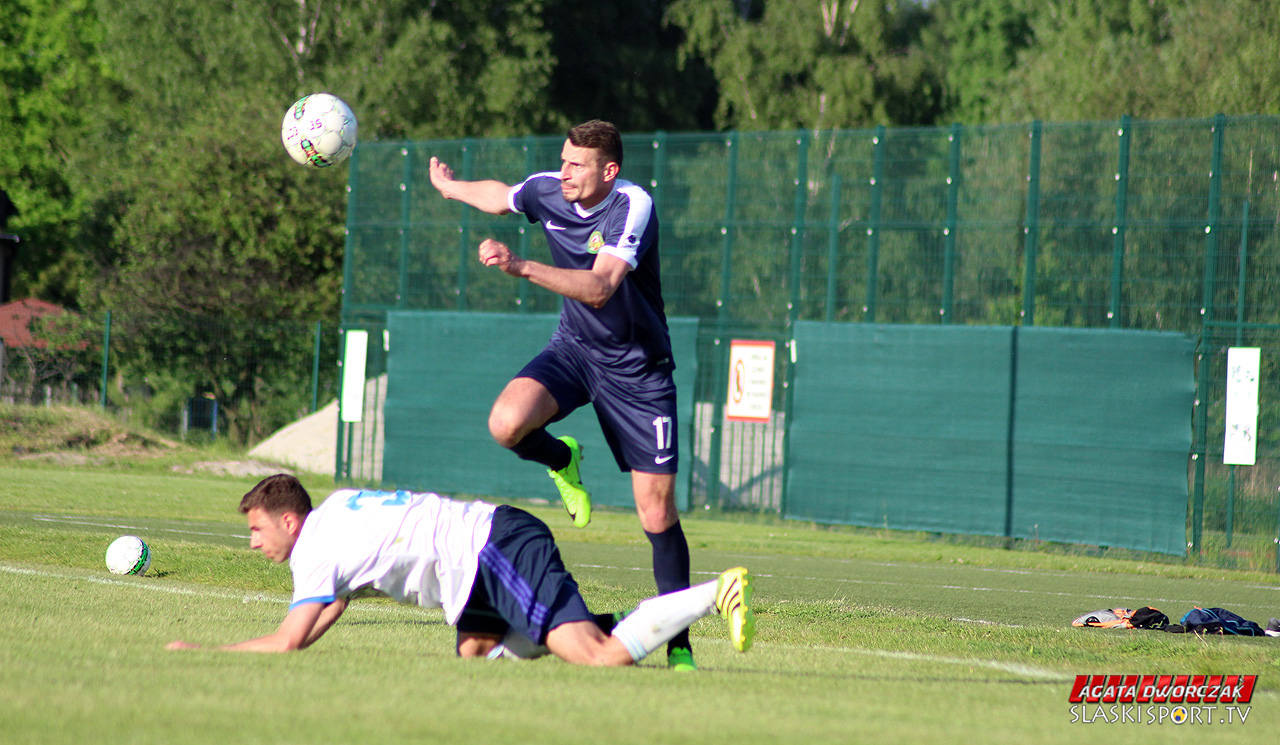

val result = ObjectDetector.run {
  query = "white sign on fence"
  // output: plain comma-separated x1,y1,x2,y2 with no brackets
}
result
726,339,776,423
1223,346,1260,466
340,330,369,423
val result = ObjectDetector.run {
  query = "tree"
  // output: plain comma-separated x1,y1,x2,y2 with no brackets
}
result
666,0,943,131
0,0,121,306
540,0,718,132
981,0,1280,123
921,0,1035,124
61,0,574,443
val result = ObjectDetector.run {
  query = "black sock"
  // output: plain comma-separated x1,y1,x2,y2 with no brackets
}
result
509,428,570,471
645,521,692,653
592,612,621,635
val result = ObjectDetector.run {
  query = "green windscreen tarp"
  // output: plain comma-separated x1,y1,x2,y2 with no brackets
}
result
1011,327,1196,554
785,322,1194,555
786,324,1015,535
381,311,698,509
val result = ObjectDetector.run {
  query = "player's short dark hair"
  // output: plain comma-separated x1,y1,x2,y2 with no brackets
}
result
239,473,313,517
568,119,623,168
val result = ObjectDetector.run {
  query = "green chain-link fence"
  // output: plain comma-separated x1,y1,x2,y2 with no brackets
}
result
2,309,339,446
341,114,1280,569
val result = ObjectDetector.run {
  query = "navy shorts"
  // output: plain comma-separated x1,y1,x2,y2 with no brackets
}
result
456,506,593,645
517,335,679,474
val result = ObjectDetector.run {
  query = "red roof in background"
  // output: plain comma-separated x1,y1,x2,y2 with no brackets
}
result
0,298,69,348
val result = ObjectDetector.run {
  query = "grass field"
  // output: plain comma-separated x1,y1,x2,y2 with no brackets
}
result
2,460,1279,744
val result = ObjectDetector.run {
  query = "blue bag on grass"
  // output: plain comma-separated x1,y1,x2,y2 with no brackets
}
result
1180,607,1265,636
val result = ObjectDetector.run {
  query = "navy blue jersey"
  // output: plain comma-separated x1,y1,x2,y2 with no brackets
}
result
509,172,672,375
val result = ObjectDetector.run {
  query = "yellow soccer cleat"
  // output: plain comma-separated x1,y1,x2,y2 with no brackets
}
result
715,566,755,652
548,436,591,528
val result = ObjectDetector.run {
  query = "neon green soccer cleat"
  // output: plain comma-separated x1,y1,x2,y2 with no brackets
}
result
715,567,755,653
548,436,591,528
667,647,697,672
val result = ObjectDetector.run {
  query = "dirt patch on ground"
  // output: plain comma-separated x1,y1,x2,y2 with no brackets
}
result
169,460,293,478
8,409,184,467
2,404,296,478
246,399,337,476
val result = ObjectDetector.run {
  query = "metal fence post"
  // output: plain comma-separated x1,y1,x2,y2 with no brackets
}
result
397,146,414,308
1110,115,1131,328
1021,121,1042,326
789,131,809,326
456,138,476,311
825,173,841,322
864,127,885,322
651,131,668,211
517,136,537,312
310,320,323,412
1225,200,1251,548
780,131,810,518
99,309,111,408
707,133,740,506
1191,113,1226,556
942,123,962,324
719,132,739,321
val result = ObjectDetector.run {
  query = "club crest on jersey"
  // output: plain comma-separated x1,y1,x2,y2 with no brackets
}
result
587,231,605,254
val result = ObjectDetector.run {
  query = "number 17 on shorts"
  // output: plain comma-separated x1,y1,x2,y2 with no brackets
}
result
651,416,676,469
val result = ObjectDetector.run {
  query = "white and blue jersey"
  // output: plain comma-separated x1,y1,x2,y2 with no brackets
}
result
509,173,672,376
288,489,496,624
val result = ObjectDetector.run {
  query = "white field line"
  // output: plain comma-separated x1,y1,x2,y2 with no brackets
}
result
718,551,1280,595
11,562,1274,691
0,563,417,617
11,516,1273,670
0,563,1068,681
26,514,248,540
789,644,1070,681
574,563,1224,610
24,515,1280,600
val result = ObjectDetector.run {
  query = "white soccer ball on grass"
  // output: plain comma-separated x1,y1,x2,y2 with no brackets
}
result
280,93,358,168
105,535,152,576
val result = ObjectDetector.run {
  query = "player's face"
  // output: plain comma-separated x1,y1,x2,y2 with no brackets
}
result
560,140,617,209
246,507,297,563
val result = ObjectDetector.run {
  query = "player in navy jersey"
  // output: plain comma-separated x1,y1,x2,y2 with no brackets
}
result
428,120,698,670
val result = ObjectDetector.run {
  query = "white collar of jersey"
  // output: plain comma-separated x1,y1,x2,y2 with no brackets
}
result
573,179,630,218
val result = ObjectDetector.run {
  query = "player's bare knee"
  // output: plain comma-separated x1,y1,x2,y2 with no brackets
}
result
636,503,678,534
457,634,500,658
487,409,523,449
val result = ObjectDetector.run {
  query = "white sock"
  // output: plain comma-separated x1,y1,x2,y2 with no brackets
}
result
486,629,550,660
611,578,718,661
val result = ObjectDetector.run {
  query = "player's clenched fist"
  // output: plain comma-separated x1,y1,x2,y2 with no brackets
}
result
479,238,524,276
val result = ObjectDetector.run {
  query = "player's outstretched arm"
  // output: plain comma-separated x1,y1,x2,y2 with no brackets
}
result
429,157,512,215
166,599,346,653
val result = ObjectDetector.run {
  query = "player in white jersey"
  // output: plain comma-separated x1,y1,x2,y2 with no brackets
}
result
166,474,754,666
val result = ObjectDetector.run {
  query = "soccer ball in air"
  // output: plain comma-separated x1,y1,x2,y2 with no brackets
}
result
105,535,152,576
281,93,358,168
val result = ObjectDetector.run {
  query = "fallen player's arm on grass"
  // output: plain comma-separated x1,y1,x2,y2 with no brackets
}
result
167,598,347,653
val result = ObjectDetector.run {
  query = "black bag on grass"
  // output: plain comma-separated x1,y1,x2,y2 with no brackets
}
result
1128,607,1170,630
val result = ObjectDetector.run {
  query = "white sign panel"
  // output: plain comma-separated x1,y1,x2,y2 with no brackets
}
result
340,330,369,423
1223,347,1260,466
726,340,776,422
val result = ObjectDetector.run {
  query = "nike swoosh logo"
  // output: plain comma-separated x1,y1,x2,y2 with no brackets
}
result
545,221,566,231
654,454,675,464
